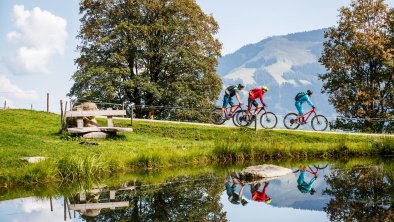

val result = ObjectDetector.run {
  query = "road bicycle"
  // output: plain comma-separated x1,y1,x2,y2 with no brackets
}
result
210,103,244,126
234,105,278,129
283,108,328,131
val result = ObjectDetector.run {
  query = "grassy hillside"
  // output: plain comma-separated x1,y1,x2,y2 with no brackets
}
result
0,109,392,186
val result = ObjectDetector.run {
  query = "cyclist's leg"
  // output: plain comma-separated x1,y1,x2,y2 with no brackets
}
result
251,100,259,120
297,170,306,185
295,101,303,119
253,100,259,115
246,97,253,115
221,95,229,116
229,97,235,113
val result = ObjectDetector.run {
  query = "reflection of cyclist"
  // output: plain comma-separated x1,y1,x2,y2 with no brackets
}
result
221,84,245,120
297,167,317,195
225,174,248,206
245,86,268,120
251,181,272,204
294,90,315,124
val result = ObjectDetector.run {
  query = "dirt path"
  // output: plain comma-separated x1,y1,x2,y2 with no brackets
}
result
112,117,393,137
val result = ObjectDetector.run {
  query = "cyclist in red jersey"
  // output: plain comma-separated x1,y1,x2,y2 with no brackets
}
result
250,181,272,204
245,86,269,120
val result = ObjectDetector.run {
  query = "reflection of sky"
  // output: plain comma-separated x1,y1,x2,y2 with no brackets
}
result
221,191,329,222
0,197,83,222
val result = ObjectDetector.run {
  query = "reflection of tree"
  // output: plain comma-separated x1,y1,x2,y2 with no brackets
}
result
323,166,393,222
83,176,226,222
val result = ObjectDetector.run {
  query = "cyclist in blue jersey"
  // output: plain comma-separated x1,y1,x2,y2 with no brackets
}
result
293,90,315,124
296,167,317,195
221,84,245,119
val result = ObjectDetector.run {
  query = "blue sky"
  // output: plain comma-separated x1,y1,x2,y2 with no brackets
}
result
0,0,393,112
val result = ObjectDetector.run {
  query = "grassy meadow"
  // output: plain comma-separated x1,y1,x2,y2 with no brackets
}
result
0,109,393,187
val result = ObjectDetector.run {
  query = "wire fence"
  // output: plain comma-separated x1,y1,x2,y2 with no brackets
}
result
2,97,393,134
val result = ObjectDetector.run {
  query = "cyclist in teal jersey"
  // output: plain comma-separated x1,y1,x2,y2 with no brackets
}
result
297,166,317,195
294,90,315,124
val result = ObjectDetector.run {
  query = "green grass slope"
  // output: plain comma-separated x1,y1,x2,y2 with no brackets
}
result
0,109,392,186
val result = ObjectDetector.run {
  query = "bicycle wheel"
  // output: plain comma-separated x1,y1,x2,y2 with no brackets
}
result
233,110,250,127
311,115,328,131
210,108,225,125
314,164,328,170
283,113,300,130
232,110,243,127
260,112,278,129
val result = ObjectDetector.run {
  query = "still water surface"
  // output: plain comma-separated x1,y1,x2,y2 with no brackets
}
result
0,161,392,222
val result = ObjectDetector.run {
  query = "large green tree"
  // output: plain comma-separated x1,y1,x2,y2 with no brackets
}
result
319,0,394,132
69,0,222,119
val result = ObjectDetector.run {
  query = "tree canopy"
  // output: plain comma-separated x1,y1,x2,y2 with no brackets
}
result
69,0,222,119
319,0,394,132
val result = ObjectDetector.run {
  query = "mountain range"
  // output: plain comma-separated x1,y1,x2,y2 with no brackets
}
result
217,29,336,116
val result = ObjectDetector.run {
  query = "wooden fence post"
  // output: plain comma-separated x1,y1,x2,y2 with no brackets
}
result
131,104,134,126
50,197,53,212
63,101,68,131
60,100,63,130
64,198,66,221
122,102,125,117
47,93,49,112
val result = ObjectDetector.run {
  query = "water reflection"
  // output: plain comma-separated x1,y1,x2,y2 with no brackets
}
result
225,173,248,206
294,164,328,195
67,176,226,221
0,162,393,221
323,165,393,222
249,181,272,204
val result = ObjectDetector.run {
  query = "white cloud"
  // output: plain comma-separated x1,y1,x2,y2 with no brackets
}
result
299,79,312,86
1,197,79,222
6,31,22,42
0,75,38,108
5,5,68,74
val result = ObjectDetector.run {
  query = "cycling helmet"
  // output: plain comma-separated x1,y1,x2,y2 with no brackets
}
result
307,90,312,95
238,83,245,88
261,86,269,92
310,188,316,195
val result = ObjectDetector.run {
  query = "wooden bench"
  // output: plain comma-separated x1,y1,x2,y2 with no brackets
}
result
65,108,132,136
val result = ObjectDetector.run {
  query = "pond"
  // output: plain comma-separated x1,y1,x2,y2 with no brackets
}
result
0,159,393,222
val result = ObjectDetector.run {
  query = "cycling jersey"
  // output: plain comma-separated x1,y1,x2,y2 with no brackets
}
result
252,183,270,202
297,171,316,193
295,93,314,115
225,86,239,97
248,88,265,104
297,94,314,106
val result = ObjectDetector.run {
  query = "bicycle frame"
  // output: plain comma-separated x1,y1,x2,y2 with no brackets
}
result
304,166,318,176
223,104,242,119
300,108,316,122
284,108,327,131
247,105,267,116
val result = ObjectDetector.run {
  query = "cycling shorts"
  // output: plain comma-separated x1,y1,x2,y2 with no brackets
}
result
248,97,258,110
223,95,235,108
